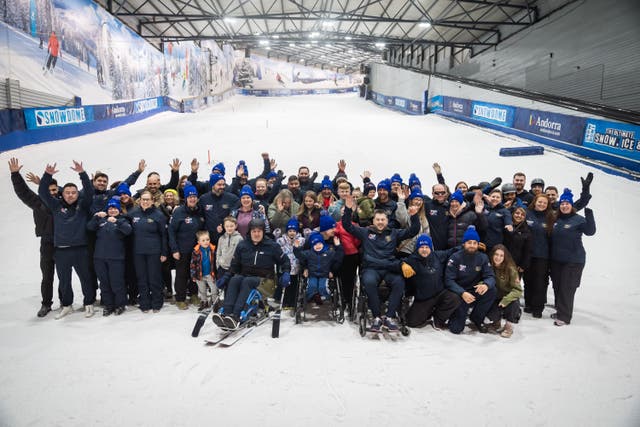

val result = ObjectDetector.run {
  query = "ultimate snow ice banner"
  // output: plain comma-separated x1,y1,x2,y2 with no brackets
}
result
431,95,640,174
0,1,234,105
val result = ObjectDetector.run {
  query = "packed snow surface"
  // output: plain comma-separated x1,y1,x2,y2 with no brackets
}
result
1,94,638,426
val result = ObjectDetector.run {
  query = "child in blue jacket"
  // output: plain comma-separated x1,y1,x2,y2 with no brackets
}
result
294,231,343,305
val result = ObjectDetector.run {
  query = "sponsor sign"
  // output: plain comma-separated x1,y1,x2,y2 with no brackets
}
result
133,97,163,114
429,95,443,111
513,109,586,145
24,106,94,130
470,101,515,127
443,96,472,117
583,119,640,161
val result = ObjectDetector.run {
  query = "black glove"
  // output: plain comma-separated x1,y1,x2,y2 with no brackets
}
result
581,172,593,194
482,177,502,195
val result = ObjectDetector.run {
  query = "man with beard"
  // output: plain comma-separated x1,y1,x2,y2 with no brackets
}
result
197,174,239,244
512,172,533,206
445,225,496,334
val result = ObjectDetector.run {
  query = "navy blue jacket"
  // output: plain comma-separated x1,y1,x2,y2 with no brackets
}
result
294,245,344,277
403,247,457,301
86,214,132,259
423,198,449,250
550,208,595,264
39,171,93,248
168,204,205,254
229,237,291,278
526,209,551,259
12,172,54,242
89,170,141,214
445,249,496,295
128,205,168,256
198,190,240,241
483,204,512,250
503,221,532,271
374,198,402,229
446,205,488,248
342,207,419,269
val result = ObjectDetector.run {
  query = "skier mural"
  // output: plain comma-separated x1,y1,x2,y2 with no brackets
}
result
0,0,234,104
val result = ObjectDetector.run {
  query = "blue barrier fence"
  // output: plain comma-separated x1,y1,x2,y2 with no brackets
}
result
238,86,359,97
369,90,425,115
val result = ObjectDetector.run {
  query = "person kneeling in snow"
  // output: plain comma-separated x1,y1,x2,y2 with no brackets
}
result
214,218,290,329
445,226,496,334
400,234,460,330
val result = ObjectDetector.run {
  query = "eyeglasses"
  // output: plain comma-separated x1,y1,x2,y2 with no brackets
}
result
433,191,446,196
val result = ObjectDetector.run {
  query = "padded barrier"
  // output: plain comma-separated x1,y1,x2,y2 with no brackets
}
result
499,146,545,157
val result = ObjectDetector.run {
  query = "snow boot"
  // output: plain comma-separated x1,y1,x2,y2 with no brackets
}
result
176,301,188,310
115,306,126,316
198,300,210,312
37,304,52,318
103,307,113,317
489,319,502,332
84,305,95,318
500,322,513,338
56,305,73,320
222,314,240,330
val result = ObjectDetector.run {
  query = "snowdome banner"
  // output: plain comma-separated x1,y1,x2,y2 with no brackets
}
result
0,0,235,105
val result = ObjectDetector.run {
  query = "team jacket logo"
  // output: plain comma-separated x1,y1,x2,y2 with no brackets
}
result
459,264,467,272
132,217,140,223
475,266,482,271
185,218,192,224
222,204,229,209
564,224,571,229
205,205,213,211
429,210,438,216
60,208,67,213
368,233,376,240
147,218,154,223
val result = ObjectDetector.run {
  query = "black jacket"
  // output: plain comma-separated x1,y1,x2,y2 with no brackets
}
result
128,205,168,256
504,221,532,271
403,247,457,301
229,237,291,278
11,172,53,242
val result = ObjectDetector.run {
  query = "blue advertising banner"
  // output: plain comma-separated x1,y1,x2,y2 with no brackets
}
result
470,101,515,127
429,95,443,112
133,97,163,114
370,91,424,115
583,119,640,161
24,106,94,130
513,109,586,145
443,96,472,117
93,102,135,120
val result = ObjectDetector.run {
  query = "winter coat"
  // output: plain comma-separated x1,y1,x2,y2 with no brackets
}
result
328,199,345,222
86,214,132,260
128,205,168,256
89,170,140,214
276,234,305,275
294,244,344,277
216,231,244,270
374,198,407,229
503,221,532,271
446,204,488,248
39,171,94,248
423,197,449,251
403,247,457,301
355,197,375,226
398,214,430,255
198,190,240,241
493,266,523,307
298,207,321,231
190,244,216,281
268,200,301,234
550,208,596,264
11,171,53,242
526,209,551,259
133,170,179,206
168,204,206,254
334,221,361,256
231,207,271,236
483,203,512,250
341,207,419,270
229,237,291,278
445,249,496,295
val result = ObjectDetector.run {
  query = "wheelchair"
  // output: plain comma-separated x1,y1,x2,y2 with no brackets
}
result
294,276,345,325
351,274,411,337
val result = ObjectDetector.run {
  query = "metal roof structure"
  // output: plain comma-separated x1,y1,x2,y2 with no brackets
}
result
95,0,574,73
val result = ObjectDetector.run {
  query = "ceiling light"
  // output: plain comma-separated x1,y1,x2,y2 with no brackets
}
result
344,36,352,40
289,43,295,47
325,44,332,48
259,40,269,45
309,32,319,38
419,22,431,29
375,42,386,49
299,59,304,62
305,44,311,48
311,40,318,44
272,35,279,39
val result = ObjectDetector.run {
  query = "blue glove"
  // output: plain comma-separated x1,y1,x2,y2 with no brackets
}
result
216,274,229,289
280,272,291,288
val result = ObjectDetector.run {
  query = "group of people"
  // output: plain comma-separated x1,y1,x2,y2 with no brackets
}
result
9,151,596,336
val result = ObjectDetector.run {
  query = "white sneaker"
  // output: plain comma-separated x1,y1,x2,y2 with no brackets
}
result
55,305,73,320
84,304,95,318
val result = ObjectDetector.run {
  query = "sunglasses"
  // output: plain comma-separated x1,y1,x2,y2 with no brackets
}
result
433,191,446,196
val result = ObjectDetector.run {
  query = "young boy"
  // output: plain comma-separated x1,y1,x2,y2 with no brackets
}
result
190,230,217,311
215,216,243,278
294,231,343,305
276,218,305,307
86,197,132,316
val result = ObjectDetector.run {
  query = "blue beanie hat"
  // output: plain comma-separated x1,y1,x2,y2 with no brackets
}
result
377,179,391,193
409,188,424,200
416,234,433,251
239,184,255,200
450,189,464,204
408,173,421,189
115,182,131,197
559,188,574,205
390,173,403,185
237,160,248,177
183,184,198,198
321,175,332,190
286,218,299,232
364,181,376,195
319,214,336,232
309,231,325,248
212,162,226,176
266,171,278,180
462,225,480,243
209,173,225,187
106,197,121,211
